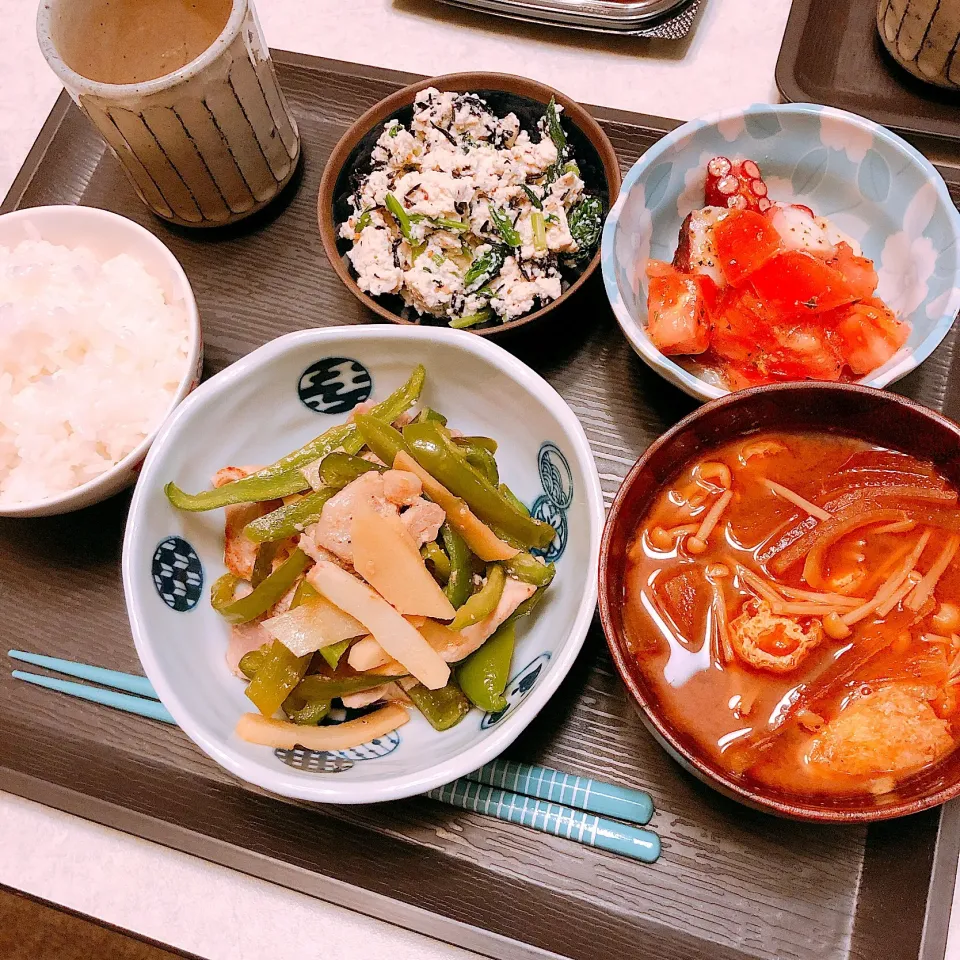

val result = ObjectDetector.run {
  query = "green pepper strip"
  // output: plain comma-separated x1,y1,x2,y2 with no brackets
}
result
450,563,505,631
210,572,241,612
282,693,331,725
245,641,311,716
250,540,278,588
455,440,499,485
498,483,529,516
403,421,555,549
320,638,353,671
504,552,556,587
508,586,545,624
407,679,472,731
292,673,405,701
216,549,310,625
456,619,515,712
319,451,385,488
165,365,425,511
416,407,448,426
165,470,310,512
441,522,472,610
421,541,451,584
454,435,498,454
238,646,270,680
243,487,337,544
355,415,410,466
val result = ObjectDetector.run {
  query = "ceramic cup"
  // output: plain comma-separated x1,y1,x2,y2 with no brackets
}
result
37,0,301,227
877,0,960,90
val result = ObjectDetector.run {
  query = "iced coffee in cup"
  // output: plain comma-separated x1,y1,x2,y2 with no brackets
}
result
37,0,301,227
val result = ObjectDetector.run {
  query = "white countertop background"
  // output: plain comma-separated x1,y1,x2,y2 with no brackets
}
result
2,1,958,958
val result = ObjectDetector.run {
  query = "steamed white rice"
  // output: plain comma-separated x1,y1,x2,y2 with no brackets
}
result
0,238,191,505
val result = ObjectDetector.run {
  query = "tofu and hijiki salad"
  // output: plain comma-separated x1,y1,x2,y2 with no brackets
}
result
339,88,603,330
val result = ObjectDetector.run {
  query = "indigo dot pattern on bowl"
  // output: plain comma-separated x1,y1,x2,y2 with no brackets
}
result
532,441,572,563
481,652,552,729
274,729,402,775
600,103,960,400
152,537,203,612
298,357,373,414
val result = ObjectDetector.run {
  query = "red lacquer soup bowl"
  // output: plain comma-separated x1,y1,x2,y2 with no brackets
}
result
599,381,960,822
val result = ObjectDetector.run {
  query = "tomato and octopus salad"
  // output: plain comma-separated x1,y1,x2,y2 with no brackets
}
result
644,156,910,389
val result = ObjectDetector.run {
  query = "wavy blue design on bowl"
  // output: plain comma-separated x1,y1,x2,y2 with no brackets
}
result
538,441,574,510
600,102,960,402
152,537,203,612
531,495,568,564
531,440,573,562
298,357,372,414
481,652,552,729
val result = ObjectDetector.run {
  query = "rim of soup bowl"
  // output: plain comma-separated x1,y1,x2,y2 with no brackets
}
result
598,379,960,822
600,102,960,404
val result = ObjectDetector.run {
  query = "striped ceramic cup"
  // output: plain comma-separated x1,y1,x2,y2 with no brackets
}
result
877,0,960,90
37,0,300,227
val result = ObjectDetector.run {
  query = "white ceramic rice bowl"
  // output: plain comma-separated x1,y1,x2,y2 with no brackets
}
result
0,205,202,517
123,326,603,803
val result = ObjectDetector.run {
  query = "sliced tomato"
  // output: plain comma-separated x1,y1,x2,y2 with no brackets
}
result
711,289,771,364
749,251,858,315
825,242,878,300
646,271,711,355
645,258,676,279
762,323,843,382
832,299,910,375
712,209,782,285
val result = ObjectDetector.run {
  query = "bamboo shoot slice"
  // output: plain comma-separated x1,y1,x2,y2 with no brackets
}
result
394,451,518,561
308,560,450,689
236,704,409,750
351,508,456,619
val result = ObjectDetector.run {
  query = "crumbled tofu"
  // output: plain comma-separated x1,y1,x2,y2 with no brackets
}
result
340,87,597,327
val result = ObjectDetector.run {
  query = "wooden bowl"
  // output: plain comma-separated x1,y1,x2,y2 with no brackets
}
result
317,72,621,337
598,381,960,823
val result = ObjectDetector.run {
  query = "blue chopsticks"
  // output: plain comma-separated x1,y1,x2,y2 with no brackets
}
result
426,780,660,862
9,649,660,862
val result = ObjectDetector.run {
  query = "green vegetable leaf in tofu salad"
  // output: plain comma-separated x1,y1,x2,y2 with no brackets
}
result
165,365,558,750
338,88,603,330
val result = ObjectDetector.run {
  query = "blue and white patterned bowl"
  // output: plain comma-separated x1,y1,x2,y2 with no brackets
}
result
122,326,603,804
601,103,960,402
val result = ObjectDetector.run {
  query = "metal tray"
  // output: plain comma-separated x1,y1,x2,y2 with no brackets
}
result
434,0,701,38
3,52,960,960
776,0,960,145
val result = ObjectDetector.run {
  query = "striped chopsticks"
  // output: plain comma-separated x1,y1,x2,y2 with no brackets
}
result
9,650,660,863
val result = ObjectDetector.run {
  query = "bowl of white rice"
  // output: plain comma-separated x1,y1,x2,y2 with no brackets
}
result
0,205,201,517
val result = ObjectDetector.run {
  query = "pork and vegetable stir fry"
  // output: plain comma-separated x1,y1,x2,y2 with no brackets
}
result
165,366,556,749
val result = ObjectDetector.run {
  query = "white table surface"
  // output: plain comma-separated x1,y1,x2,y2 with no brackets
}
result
3,1,959,958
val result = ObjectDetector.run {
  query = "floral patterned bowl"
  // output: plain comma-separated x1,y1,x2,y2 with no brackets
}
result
122,326,603,804
601,103,960,402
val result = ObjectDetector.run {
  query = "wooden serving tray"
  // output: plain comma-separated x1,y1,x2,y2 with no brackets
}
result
776,0,960,146
3,53,960,960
